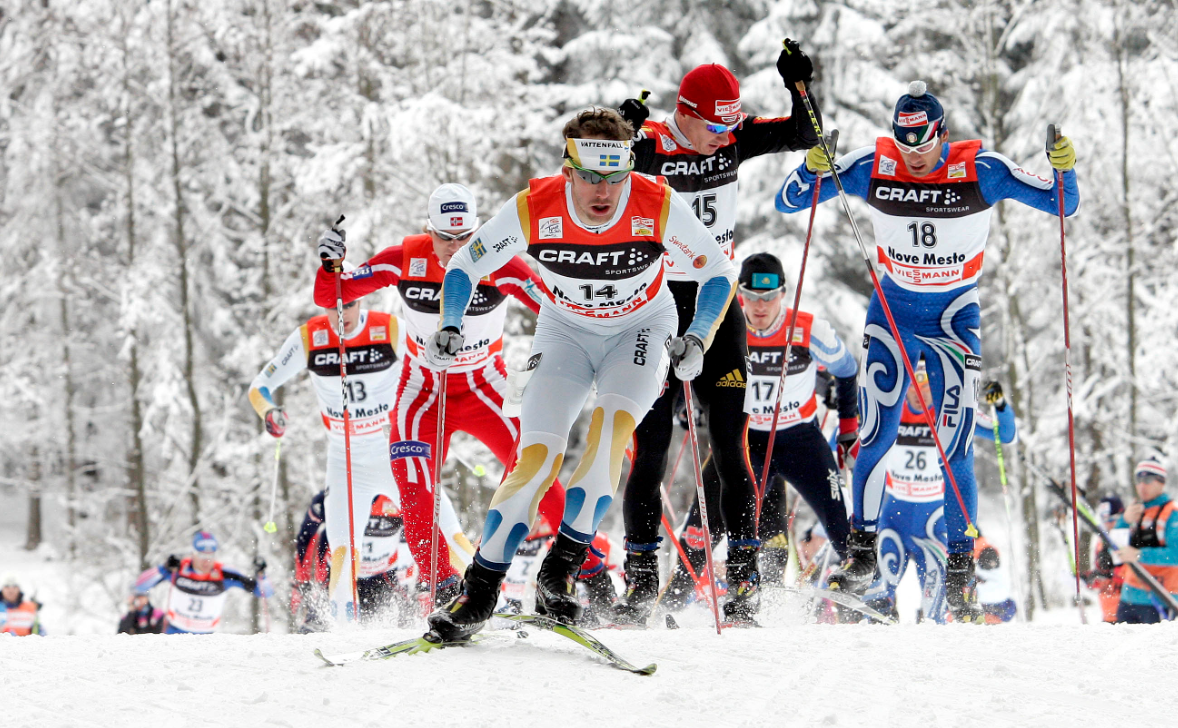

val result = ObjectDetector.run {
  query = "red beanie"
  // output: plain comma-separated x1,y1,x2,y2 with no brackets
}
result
677,64,743,124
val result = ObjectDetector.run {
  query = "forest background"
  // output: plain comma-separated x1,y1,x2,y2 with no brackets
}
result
1,0,1174,631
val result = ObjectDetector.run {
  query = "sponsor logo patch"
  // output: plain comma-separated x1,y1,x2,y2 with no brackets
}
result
440,201,468,213
964,354,982,371
715,99,741,116
389,440,432,460
539,217,563,240
370,326,387,342
948,161,967,179
716,369,745,388
897,110,928,127
450,216,464,227
660,135,678,152
878,156,898,176
350,264,373,280
470,238,487,261
264,363,276,376
631,216,654,237
313,329,328,347
693,255,707,269
409,258,428,277
526,352,543,371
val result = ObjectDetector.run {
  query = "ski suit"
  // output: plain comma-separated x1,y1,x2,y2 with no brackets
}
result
0,592,44,636
440,172,737,569
863,401,1016,622
117,603,166,634
135,559,274,634
314,235,568,591
249,309,467,621
621,105,820,555
682,306,857,564
1114,493,1178,623
778,138,1079,554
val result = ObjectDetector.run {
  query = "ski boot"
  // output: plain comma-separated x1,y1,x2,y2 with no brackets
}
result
426,561,506,643
826,529,878,594
722,542,761,626
945,552,986,624
760,534,790,587
661,543,709,612
535,533,591,624
579,569,618,628
612,549,661,626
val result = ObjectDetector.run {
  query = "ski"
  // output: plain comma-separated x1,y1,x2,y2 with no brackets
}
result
1044,480,1178,618
493,613,657,675
800,585,898,625
314,633,487,666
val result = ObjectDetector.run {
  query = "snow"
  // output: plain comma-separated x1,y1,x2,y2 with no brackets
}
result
4,608,1174,727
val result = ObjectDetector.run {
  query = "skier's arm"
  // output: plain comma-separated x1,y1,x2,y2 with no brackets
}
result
222,568,275,598
313,245,405,308
248,327,306,419
492,256,544,314
974,403,1018,444
660,189,738,347
807,317,858,422
134,566,170,594
731,84,822,161
776,146,875,213
975,150,1079,216
440,194,529,330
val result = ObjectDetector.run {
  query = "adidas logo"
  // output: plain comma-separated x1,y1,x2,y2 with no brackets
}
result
716,369,746,388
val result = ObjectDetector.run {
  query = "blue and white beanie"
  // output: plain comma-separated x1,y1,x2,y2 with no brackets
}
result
892,81,946,146
192,530,219,554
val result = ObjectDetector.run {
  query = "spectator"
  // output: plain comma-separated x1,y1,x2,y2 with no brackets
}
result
1115,457,1178,624
1,574,45,636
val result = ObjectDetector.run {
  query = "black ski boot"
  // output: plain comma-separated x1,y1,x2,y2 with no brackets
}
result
612,549,661,626
760,534,790,587
426,561,505,643
579,569,618,628
826,529,878,594
945,552,986,624
535,533,591,624
723,543,762,625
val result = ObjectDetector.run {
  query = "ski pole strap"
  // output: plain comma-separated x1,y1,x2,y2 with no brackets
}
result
623,539,663,553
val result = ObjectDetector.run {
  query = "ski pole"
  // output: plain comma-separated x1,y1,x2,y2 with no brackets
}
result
756,110,835,524
263,439,282,534
1047,123,1085,620
681,382,723,634
428,367,449,607
330,215,361,618
788,50,978,539
660,429,691,524
989,403,1023,621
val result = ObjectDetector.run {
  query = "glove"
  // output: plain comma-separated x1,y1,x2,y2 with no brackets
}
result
317,227,346,272
253,557,267,574
669,335,705,381
618,94,650,134
837,417,859,471
263,408,286,438
776,38,814,85
165,554,180,572
982,381,1005,409
1047,135,1075,171
424,327,464,369
805,145,832,174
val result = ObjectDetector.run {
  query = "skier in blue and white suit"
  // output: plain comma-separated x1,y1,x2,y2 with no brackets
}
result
776,80,1078,621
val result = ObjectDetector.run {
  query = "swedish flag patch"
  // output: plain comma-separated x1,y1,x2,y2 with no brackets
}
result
599,154,621,167
471,238,487,261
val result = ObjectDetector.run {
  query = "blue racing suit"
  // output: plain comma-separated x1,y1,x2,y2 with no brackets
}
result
778,137,1077,554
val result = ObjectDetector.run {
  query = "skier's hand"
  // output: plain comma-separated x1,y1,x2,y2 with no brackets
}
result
165,554,181,572
1124,501,1144,524
837,418,859,471
253,557,267,574
776,38,814,85
424,327,464,369
264,408,287,438
1119,545,1141,564
981,381,1005,409
618,93,650,135
805,145,832,174
669,335,705,381
1046,135,1076,171
318,228,346,273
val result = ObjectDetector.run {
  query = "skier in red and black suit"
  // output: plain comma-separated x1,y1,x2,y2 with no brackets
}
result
611,40,822,625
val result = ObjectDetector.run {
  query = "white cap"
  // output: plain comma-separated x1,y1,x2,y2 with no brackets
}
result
1,573,19,588
428,183,478,232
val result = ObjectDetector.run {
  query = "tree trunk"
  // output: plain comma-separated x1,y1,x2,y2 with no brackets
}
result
53,114,78,559
26,446,42,551
1115,16,1136,445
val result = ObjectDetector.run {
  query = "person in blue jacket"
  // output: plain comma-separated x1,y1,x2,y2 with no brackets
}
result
1114,457,1178,623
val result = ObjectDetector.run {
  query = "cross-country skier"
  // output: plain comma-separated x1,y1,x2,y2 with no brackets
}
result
416,108,737,641
249,284,470,623
661,252,857,609
611,40,822,624
1113,457,1178,624
117,593,166,634
862,372,1016,623
134,531,273,634
313,183,569,610
0,574,44,636
1082,494,1126,623
777,80,1079,620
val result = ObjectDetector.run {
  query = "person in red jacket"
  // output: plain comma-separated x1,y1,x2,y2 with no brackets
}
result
314,183,567,606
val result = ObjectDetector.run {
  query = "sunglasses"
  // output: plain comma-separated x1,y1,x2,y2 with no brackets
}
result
688,107,742,135
894,136,939,155
565,159,633,186
429,227,476,242
1136,473,1165,484
739,285,783,302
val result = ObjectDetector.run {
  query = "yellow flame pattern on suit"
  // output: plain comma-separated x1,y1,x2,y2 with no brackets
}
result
610,410,637,491
328,545,348,598
490,443,564,526
567,408,604,491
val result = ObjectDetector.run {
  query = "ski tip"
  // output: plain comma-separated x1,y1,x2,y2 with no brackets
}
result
312,648,338,667
636,664,658,676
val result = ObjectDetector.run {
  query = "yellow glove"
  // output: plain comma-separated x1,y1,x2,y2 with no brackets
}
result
805,145,832,174
1047,136,1076,171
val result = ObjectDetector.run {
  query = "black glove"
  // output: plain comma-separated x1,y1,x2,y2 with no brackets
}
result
982,381,1005,409
776,38,814,86
253,557,267,574
618,93,650,135
318,227,346,273
165,554,180,571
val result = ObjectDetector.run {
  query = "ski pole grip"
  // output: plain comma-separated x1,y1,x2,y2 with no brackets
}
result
1046,124,1060,152
639,89,650,104
826,129,839,159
